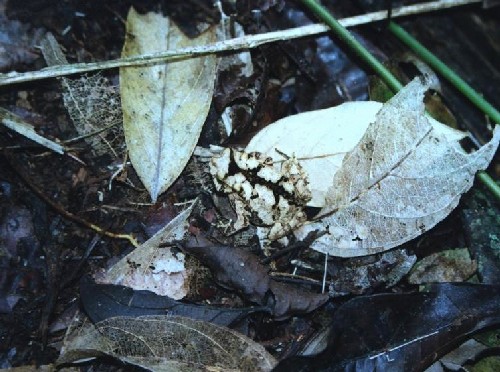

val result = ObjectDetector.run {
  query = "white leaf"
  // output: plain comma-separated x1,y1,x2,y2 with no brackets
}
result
299,77,500,257
120,8,218,201
95,202,194,299
245,97,464,208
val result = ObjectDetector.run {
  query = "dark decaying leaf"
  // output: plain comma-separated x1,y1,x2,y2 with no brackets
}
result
182,236,329,320
58,315,277,371
461,189,500,284
407,248,476,284
274,283,500,372
80,275,266,327
328,249,416,296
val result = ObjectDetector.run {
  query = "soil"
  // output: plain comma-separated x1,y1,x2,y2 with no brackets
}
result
0,0,499,370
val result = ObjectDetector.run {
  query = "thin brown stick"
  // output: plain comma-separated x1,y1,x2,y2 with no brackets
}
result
0,0,480,86
4,151,139,247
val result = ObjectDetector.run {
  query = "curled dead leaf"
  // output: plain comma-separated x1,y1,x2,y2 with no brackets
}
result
183,235,329,320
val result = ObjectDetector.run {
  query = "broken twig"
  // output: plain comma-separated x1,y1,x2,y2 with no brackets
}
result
3,151,139,247
0,0,480,86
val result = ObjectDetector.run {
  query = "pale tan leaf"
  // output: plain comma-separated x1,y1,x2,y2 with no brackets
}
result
58,315,277,372
120,8,218,201
298,77,500,257
95,202,195,299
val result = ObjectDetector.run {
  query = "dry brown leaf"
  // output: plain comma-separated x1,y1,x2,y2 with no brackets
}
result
183,234,329,320
58,315,277,372
298,77,500,257
120,8,218,201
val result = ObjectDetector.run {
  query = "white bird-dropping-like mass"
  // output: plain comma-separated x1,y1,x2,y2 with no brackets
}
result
209,148,311,241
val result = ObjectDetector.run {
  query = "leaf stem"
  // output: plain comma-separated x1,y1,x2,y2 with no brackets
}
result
387,22,500,199
477,171,500,201
0,1,478,86
388,22,500,124
299,0,403,93
299,0,500,201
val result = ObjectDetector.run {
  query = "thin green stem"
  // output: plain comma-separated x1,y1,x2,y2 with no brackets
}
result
299,0,499,200
477,171,500,200
299,0,403,93
388,22,500,124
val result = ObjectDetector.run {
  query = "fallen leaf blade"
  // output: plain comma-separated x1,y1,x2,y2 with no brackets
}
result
40,32,69,66
369,77,432,181
41,32,124,156
0,107,64,154
120,8,218,201
274,283,500,372
58,315,277,371
322,77,432,212
313,127,500,257
81,275,264,327
95,202,195,299
308,194,461,257
305,77,500,257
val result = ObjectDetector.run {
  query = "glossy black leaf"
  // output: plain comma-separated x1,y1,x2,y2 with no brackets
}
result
80,275,266,327
274,283,500,372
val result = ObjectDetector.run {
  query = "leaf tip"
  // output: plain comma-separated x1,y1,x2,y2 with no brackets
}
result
150,186,159,203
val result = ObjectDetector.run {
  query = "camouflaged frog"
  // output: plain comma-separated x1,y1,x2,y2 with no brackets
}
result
209,148,311,241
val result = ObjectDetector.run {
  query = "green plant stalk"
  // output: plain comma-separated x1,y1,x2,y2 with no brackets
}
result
299,0,500,200
388,22,500,124
299,0,403,93
477,171,500,200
